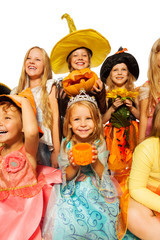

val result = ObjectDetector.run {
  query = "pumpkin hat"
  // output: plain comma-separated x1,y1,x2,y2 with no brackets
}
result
0,83,11,95
100,47,139,83
50,13,111,74
0,88,43,138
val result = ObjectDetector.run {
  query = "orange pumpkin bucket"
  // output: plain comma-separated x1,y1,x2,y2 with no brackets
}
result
72,143,93,165
62,68,98,96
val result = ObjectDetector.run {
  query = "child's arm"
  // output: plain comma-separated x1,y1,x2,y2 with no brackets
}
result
129,139,160,212
124,96,140,120
65,149,80,181
49,85,60,168
92,79,107,114
12,95,39,168
91,145,104,179
102,98,123,124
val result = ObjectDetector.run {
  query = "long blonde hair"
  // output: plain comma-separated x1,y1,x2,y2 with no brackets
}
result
16,46,53,129
150,102,160,137
63,101,104,150
148,38,160,109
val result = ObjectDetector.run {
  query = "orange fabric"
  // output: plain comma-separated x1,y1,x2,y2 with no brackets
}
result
105,121,138,172
105,120,139,239
117,189,130,240
147,185,160,219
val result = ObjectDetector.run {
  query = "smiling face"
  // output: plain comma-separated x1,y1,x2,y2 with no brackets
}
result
110,63,129,88
69,104,95,143
25,48,44,80
0,103,23,146
69,48,90,71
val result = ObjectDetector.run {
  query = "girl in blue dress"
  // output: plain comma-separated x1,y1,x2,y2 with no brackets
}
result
42,90,138,239
42,90,120,239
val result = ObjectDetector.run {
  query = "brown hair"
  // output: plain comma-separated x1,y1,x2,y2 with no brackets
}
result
63,101,104,151
0,101,21,114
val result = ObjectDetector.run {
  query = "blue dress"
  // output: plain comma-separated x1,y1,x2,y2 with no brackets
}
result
42,139,138,240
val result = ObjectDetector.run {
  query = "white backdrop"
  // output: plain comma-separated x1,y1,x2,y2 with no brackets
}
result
0,0,159,89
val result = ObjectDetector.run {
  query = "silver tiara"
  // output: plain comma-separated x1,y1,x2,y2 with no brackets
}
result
67,89,98,108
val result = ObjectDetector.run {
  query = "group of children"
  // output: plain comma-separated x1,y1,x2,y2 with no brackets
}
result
0,13,160,240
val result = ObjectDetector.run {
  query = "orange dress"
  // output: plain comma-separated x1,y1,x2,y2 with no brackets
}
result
104,99,139,238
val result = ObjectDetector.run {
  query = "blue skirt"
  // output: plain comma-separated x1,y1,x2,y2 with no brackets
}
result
42,176,119,240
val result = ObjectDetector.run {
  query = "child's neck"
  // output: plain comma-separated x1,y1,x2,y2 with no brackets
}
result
1,140,24,156
114,85,126,89
29,78,42,89
72,134,93,145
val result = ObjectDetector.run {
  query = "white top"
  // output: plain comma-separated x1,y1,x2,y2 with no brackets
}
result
11,79,56,151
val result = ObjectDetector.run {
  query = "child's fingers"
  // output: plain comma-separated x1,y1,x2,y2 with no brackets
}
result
70,157,76,166
91,145,98,163
92,154,97,162
92,145,98,154
68,151,78,167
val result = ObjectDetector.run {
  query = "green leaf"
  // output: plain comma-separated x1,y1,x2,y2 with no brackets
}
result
111,106,131,128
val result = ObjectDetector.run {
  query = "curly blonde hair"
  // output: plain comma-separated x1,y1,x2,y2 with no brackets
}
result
63,101,104,151
16,46,53,130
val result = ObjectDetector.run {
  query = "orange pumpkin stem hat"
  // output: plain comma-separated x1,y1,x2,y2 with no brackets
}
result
0,88,43,138
50,13,111,74
0,83,11,95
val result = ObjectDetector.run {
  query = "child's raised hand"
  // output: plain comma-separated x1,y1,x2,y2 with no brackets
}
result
92,78,103,93
112,97,123,110
91,144,98,163
10,95,24,103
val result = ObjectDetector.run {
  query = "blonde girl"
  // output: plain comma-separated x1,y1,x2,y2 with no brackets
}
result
139,38,160,143
100,47,140,238
50,13,111,139
11,46,60,168
42,91,122,240
128,102,160,240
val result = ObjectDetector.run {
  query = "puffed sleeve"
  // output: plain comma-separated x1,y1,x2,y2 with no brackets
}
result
139,81,150,101
46,79,56,95
96,139,109,166
129,138,160,212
